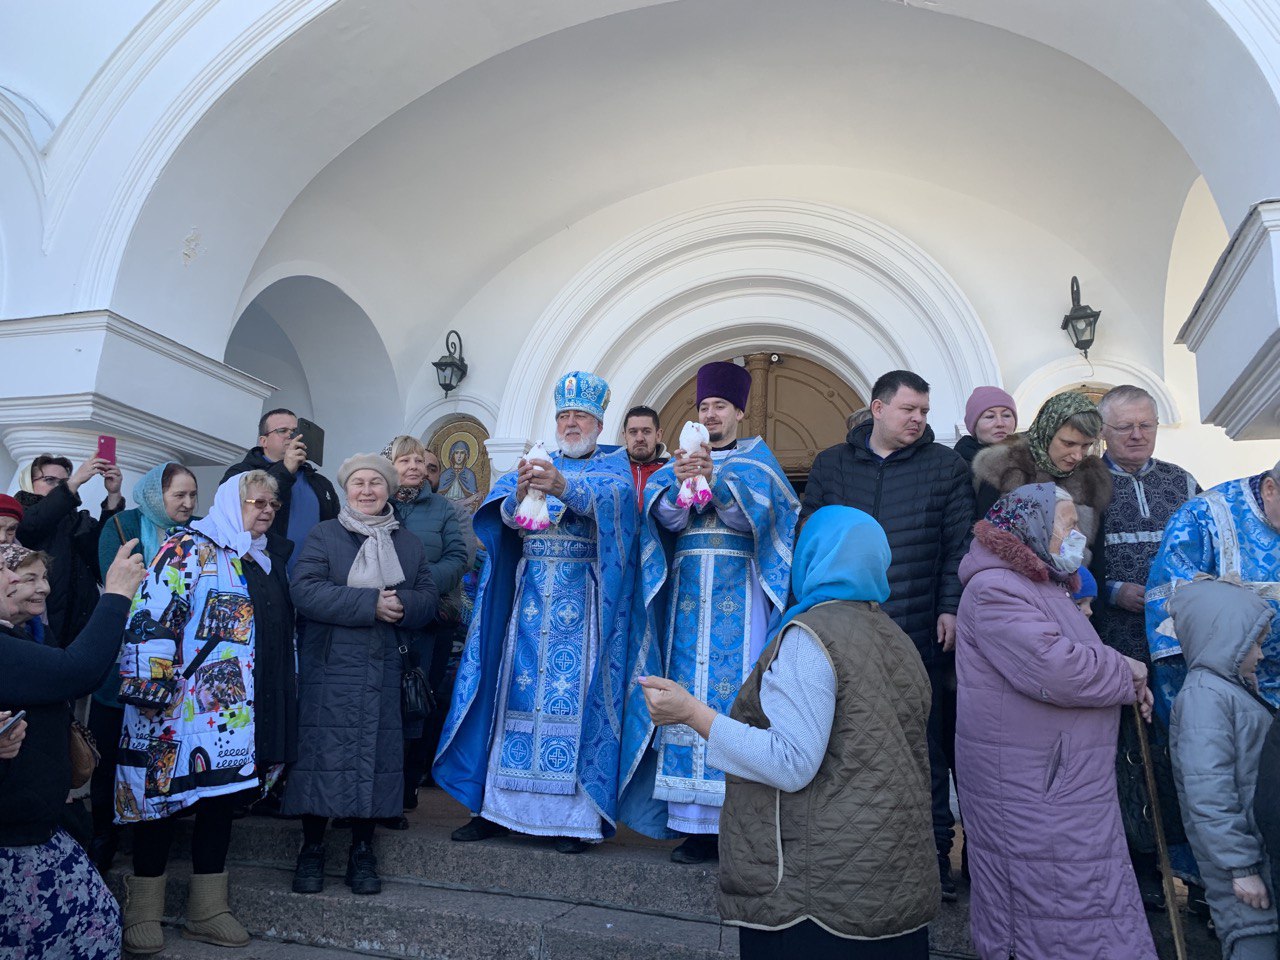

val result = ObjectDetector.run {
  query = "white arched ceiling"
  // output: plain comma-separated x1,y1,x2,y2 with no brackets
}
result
1,0,1278,346
227,0,1196,387
233,276,401,467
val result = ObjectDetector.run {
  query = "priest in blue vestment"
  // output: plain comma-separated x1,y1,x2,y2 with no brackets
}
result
434,371,638,853
620,360,799,863
1146,461,1280,715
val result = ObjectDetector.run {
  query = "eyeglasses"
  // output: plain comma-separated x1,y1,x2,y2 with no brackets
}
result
262,427,296,438
1104,422,1158,435
31,475,67,487
243,498,282,511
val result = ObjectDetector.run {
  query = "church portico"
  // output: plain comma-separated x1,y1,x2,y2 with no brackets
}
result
3,0,1280,499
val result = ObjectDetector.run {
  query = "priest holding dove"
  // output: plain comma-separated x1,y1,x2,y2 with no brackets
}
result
621,360,799,863
434,372,639,853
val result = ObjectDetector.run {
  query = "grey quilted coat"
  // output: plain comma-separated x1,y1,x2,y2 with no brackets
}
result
1169,578,1278,957
282,519,438,819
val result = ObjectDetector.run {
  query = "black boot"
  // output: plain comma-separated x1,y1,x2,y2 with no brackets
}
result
671,834,718,864
555,837,590,855
88,832,117,877
292,842,325,894
450,816,509,842
938,854,958,903
345,841,381,896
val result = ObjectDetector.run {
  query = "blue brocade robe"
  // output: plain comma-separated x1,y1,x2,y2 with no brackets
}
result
433,447,637,837
620,438,798,837
1146,476,1280,716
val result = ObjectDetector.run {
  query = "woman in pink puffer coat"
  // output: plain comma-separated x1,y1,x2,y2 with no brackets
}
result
955,482,1156,960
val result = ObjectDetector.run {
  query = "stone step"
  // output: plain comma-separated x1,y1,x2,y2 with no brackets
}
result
143,929,373,959
112,863,735,960
143,794,978,958
170,796,722,923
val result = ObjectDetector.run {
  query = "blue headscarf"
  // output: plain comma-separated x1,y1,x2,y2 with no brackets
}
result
768,505,892,643
132,462,178,563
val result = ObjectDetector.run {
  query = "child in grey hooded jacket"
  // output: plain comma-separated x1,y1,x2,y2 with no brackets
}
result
1169,577,1277,960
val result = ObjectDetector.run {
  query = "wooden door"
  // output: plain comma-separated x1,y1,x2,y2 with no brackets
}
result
655,353,863,492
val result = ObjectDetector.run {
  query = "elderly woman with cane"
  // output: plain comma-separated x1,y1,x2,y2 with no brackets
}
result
639,505,938,959
956,482,1156,959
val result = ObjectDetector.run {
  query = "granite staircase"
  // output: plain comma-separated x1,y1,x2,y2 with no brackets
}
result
104,791,1030,959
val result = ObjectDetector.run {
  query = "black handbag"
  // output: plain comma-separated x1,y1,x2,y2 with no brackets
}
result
398,642,436,724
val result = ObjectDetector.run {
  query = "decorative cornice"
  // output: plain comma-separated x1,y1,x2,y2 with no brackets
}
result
1179,198,1280,351
2,425,178,476
0,88,47,209
0,392,244,465
497,198,998,439
0,310,276,399
1202,331,1280,439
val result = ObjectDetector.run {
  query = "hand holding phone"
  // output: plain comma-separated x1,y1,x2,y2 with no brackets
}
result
0,709,26,739
96,435,117,464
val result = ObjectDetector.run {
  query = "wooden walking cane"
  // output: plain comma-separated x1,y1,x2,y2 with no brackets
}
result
1132,704,1188,960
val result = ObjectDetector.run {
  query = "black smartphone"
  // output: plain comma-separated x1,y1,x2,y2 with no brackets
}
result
293,418,325,467
0,710,26,739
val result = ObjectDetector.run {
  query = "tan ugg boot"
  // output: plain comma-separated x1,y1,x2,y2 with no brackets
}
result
122,873,167,955
181,871,250,947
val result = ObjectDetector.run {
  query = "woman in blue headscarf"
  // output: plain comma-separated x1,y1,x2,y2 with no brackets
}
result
639,506,938,959
89,461,200,875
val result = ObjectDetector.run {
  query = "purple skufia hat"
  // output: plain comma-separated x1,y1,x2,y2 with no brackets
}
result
696,361,752,410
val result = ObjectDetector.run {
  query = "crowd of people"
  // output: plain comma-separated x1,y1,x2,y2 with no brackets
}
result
0,364,1278,960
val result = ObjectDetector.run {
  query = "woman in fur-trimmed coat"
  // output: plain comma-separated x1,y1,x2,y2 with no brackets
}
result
970,392,1112,562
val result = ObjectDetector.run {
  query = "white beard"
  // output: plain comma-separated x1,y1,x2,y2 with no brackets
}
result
558,423,601,459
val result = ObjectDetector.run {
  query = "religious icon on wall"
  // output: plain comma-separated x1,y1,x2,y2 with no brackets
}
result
429,416,491,514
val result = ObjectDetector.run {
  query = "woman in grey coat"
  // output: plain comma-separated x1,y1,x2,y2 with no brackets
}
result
283,454,438,896
384,436,468,816
1169,577,1277,960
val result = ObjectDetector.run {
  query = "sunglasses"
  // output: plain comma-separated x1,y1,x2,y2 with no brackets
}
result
243,498,282,511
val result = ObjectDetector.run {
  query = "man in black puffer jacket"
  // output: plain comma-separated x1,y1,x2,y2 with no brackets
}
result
802,369,974,902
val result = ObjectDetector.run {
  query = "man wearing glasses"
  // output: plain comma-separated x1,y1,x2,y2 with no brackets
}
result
14,453,124,647
1092,384,1200,914
223,408,339,573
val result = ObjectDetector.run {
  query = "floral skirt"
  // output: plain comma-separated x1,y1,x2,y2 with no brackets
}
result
0,829,121,959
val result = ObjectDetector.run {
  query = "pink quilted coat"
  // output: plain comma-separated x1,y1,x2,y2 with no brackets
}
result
955,522,1157,960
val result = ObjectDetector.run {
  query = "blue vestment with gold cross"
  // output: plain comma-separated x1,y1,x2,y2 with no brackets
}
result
619,437,798,837
433,446,637,837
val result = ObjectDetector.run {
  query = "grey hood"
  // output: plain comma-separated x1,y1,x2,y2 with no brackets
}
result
1169,577,1272,681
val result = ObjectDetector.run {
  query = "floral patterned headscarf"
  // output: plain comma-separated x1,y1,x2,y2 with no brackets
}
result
983,483,1072,582
1026,392,1099,480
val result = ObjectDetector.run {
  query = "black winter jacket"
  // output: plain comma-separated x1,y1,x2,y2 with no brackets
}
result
223,447,339,547
801,423,974,662
16,484,124,647
0,595,129,846
1256,712,1280,922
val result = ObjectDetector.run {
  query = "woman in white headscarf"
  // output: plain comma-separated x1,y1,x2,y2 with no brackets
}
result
282,454,438,897
115,470,297,955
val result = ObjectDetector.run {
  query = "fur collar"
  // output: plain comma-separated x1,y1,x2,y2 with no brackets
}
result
971,435,1112,514
972,520,1081,592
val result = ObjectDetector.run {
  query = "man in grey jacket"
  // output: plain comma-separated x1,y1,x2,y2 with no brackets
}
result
1169,577,1278,960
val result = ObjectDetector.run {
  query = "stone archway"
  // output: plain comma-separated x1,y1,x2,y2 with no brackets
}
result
656,352,862,490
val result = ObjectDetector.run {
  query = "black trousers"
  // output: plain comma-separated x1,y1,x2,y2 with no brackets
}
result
87,702,124,840
739,921,929,959
927,659,957,858
132,793,239,877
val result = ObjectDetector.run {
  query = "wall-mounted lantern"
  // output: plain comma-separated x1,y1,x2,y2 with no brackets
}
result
433,330,468,396
1061,276,1101,359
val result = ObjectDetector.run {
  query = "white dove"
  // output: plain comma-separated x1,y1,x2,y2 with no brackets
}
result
515,441,554,531
675,421,713,508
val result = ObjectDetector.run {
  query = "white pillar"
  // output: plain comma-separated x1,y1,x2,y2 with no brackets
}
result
484,437,530,473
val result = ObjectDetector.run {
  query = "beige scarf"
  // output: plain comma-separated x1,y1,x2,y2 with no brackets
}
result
337,503,404,589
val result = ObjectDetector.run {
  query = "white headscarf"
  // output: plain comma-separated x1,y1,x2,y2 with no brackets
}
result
192,475,272,573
